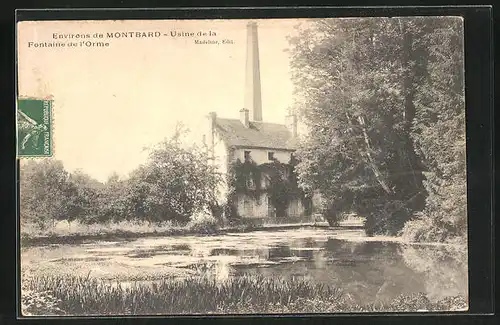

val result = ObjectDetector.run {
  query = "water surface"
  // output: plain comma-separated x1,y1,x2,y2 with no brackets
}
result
21,228,467,304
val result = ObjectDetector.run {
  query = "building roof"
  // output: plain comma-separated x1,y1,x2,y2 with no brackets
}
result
214,117,296,151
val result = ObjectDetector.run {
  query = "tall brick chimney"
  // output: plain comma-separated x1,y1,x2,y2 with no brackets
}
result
244,21,263,122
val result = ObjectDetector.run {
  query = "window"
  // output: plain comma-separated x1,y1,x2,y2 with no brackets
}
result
268,152,275,161
244,150,251,161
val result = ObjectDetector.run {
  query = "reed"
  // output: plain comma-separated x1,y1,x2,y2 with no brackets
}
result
21,274,466,315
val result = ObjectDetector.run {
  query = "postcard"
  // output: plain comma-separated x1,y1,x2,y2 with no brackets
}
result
17,16,468,316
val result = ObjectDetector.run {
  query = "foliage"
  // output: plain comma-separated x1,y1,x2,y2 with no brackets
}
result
20,160,76,229
400,215,447,243
186,212,220,234
22,274,466,315
288,17,465,239
404,18,467,243
127,125,223,223
66,170,105,224
227,154,311,219
19,124,224,229
227,158,263,200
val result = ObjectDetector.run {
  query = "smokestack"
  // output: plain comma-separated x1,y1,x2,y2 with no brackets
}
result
239,108,250,128
244,21,263,122
285,114,298,138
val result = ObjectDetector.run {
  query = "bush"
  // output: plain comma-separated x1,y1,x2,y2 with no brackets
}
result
222,202,241,225
401,213,446,242
401,212,466,244
186,212,219,234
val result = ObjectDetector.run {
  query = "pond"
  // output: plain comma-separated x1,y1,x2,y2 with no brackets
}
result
21,228,467,305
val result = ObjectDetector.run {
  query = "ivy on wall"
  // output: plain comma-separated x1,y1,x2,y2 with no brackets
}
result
225,153,312,220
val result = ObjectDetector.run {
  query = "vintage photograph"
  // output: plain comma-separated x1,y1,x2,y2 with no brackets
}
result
17,17,467,315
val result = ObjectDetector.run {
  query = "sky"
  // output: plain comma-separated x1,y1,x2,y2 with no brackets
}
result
17,19,307,182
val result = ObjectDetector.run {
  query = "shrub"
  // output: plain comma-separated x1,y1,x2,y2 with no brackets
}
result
187,212,219,234
400,213,447,242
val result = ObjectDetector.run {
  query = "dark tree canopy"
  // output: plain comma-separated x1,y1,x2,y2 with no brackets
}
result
289,17,465,241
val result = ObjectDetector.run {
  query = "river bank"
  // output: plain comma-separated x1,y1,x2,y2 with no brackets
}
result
20,219,365,247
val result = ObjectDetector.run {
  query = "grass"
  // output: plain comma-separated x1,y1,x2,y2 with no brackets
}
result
21,274,467,315
20,217,221,246
20,215,345,247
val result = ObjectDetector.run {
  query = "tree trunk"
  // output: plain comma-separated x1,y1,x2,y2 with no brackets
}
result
398,19,427,209
344,111,393,195
357,115,393,195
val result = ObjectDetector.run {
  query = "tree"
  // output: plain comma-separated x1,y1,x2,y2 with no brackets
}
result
19,124,224,227
65,170,102,224
129,124,223,223
89,173,132,224
288,18,430,235
403,17,466,243
19,159,73,228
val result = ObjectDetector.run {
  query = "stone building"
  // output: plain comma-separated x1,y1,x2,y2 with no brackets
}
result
204,21,313,221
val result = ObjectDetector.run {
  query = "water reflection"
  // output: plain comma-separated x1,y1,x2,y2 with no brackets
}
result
24,228,467,305
400,245,467,300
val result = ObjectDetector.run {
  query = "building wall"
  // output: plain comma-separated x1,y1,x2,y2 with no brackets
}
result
228,146,312,219
211,133,230,203
236,192,269,218
232,148,293,165
231,147,296,192
235,192,307,219
287,197,307,218
206,120,313,219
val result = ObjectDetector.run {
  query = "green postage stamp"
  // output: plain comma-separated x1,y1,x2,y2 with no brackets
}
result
17,97,53,157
